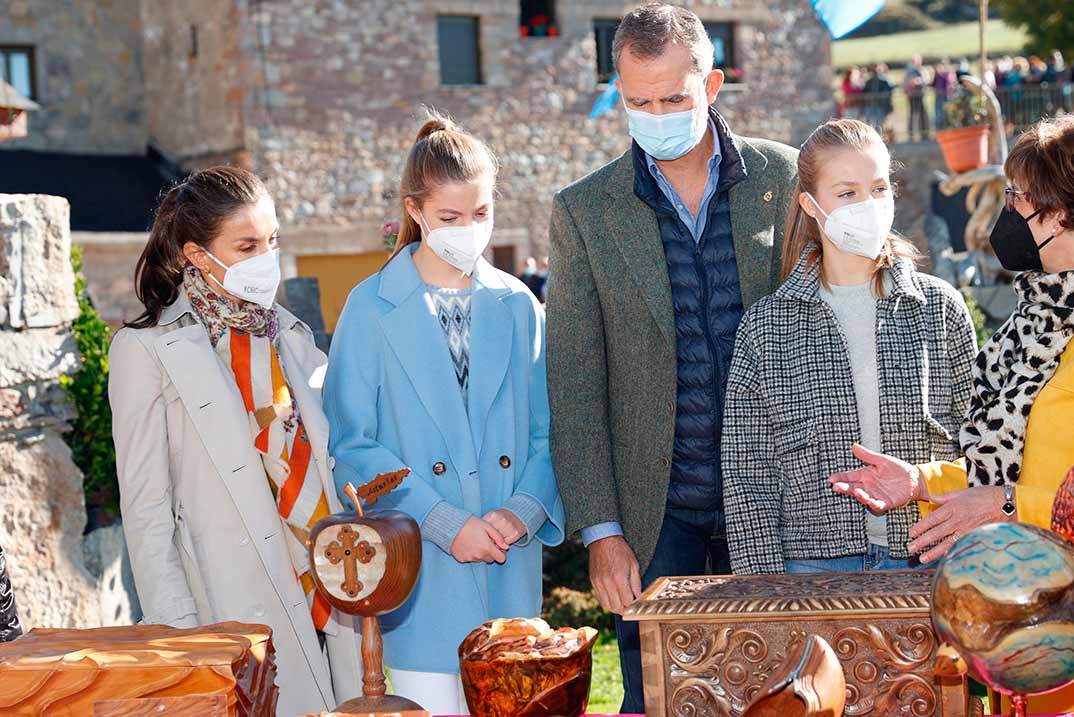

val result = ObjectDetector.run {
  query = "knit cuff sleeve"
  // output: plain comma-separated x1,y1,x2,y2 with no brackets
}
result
421,501,472,555
503,494,548,547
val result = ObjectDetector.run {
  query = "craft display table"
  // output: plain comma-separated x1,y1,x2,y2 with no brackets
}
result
0,621,278,716
623,571,967,717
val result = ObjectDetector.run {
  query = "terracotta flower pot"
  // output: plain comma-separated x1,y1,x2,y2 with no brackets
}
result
935,124,990,174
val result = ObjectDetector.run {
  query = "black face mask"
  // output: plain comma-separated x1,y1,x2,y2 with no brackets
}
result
989,207,1055,272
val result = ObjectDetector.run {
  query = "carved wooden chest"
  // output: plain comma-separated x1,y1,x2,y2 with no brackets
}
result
624,570,963,717
0,621,278,716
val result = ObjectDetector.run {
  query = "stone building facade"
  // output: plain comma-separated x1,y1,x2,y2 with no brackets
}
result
2,0,834,327
0,1,147,154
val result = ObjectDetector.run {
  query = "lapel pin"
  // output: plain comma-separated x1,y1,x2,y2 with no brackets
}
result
763,191,774,202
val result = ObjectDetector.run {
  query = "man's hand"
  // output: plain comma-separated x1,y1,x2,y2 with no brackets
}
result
451,516,509,564
589,535,642,615
483,508,527,546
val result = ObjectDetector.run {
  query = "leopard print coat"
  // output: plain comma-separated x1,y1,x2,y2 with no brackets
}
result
961,270,1074,485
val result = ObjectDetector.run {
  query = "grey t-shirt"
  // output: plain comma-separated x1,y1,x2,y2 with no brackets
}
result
819,277,888,547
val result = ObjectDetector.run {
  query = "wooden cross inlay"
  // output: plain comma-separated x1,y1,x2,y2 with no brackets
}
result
324,525,377,598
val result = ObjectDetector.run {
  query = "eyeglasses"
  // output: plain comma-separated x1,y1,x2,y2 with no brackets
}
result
1004,186,1030,211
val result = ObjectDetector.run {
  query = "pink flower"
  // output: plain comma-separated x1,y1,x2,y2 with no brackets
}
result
382,221,400,237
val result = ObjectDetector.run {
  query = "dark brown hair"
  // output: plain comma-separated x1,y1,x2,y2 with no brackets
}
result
390,109,498,260
127,166,267,328
612,3,714,76
781,118,917,295
1005,115,1074,232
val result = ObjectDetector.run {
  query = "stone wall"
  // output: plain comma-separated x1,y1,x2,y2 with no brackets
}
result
0,0,148,154
243,0,834,264
141,0,249,167
0,193,100,630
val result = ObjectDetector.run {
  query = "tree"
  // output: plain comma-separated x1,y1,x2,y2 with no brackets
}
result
996,0,1074,57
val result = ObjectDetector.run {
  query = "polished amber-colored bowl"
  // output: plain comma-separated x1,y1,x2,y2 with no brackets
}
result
459,618,598,717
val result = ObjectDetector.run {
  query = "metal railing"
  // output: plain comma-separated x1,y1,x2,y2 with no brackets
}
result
835,83,1073,144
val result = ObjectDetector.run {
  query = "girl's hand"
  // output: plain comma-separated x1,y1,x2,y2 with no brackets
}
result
907,486,1012,563
451,517,509,564
829,443,926,511
483,509,526,546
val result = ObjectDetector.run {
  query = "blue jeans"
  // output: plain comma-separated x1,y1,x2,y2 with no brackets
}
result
785,543,923,573
613,507,731,714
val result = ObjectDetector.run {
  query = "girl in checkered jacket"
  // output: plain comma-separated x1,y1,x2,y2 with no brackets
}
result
722,119,978,575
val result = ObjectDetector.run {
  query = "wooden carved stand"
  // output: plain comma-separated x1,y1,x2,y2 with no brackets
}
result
307,475,426,715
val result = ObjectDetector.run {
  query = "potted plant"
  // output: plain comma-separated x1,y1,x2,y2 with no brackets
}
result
935,90,990,174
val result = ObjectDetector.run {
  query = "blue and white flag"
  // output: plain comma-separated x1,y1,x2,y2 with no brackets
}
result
589,73,620,120
811,0,885,40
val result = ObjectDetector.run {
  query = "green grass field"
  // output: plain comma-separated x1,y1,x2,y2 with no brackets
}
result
588,636,625,714
832,20,1028,69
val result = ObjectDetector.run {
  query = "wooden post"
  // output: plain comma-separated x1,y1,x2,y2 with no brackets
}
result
361,615,387,697
979,0,988,80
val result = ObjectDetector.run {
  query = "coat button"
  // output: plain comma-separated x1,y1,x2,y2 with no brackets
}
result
661,457,671,468
239,537,250,547
252,604,266,618
666,401,675,414
432,461,446,476
499,455,511,469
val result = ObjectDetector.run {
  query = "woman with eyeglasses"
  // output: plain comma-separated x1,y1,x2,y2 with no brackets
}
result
831,115,1074,715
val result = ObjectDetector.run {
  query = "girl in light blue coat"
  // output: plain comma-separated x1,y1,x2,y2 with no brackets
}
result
323,112,564,714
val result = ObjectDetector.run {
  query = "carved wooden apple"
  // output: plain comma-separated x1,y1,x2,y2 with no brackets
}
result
307,477,426,714
308,504,421,617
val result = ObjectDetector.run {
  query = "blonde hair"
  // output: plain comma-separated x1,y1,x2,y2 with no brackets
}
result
390,109,499,260
780,118,917,295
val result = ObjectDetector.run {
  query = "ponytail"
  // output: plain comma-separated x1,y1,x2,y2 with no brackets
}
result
126,166,267,329
389,109,498,261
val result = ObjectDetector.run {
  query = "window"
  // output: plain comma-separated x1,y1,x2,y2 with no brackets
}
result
594,18,620,84
0,46,35,100
594,19,739,83
437,15,482,86
521,0,557,37
703,22,739,80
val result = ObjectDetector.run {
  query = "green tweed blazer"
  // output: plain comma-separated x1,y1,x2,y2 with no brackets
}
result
546,131,800,573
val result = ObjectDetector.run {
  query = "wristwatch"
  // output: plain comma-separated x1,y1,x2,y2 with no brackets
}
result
1001,484,1017,517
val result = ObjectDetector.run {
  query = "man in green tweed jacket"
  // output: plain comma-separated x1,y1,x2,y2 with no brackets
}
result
545,5,799,712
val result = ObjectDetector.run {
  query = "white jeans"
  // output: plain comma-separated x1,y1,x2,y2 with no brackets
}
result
390,669,469,715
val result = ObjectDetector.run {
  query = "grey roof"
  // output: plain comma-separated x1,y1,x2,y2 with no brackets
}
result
0,81,40,111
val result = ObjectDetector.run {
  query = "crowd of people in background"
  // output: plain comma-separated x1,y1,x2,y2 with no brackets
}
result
839,50,1072,142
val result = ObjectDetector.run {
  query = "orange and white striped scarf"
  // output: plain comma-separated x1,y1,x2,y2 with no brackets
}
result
217,327,337,633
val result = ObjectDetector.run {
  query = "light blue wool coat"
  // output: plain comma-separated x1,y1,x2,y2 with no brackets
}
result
323,244,565,674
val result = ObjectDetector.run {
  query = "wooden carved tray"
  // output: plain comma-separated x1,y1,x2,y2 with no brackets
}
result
0,621,278,716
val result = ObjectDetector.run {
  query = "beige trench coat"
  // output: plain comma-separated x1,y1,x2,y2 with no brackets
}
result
108,294,361,717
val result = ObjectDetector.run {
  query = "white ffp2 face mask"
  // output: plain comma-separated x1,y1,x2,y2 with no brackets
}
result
807,194,895,260
418,212,493,275
205,248,281,309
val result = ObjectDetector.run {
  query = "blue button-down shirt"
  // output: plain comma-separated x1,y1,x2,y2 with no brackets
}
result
579,117,722,548
646,116,722,243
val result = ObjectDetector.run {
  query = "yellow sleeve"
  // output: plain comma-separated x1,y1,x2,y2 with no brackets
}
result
915,458,969,517
1012,484,1054,528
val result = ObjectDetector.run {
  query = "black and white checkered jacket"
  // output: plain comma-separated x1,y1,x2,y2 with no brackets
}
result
722,253,978,574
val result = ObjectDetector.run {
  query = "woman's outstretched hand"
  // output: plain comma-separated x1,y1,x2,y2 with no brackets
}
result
829,443,926,512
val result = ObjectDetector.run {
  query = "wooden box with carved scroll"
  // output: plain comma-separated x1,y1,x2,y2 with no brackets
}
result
624,570,965,717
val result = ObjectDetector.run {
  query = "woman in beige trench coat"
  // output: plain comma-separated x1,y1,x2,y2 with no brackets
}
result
108,167,361,717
